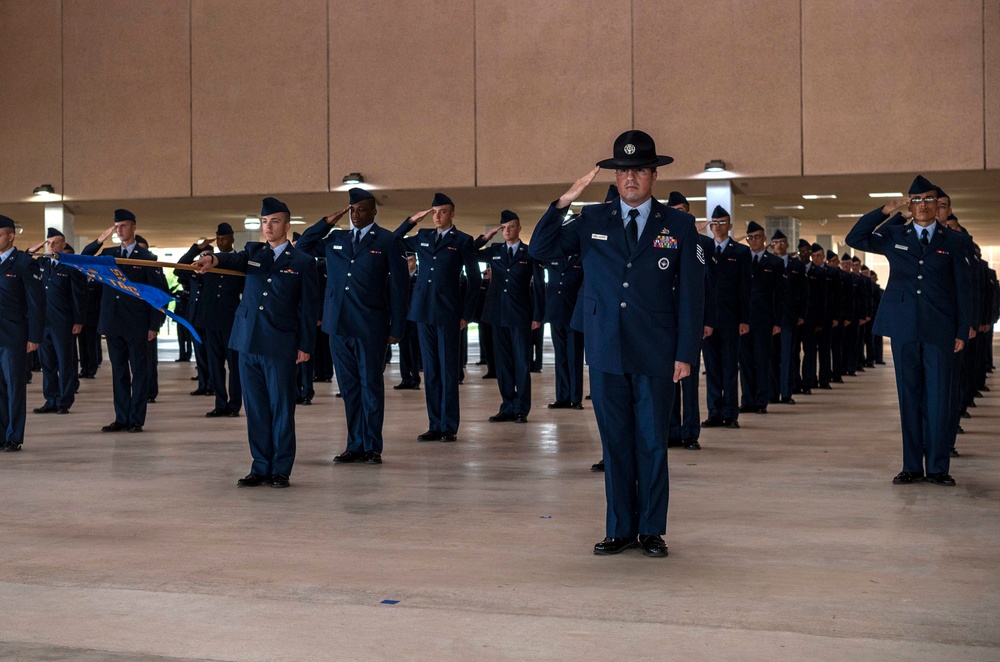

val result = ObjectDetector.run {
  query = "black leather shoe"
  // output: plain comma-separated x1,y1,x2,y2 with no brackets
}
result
33,404,57,414
594,537,638,555
779,397,796,405
950,447,960,457
333,450,365,464
147,397,156,404
832,376,844,384
925,473,956,486
800,388,812,395
57,407,70,414
441,433,457,442
722,419,740,429
684,438,701,450
756,407,768,414
299,398,312,406
335,393,342,398
127,424,143,433
701,417,724,427
738,404,758,413
956,425,965,434
667,437,684,448
960,409,971,419
570,402,584,410
393,383,418,390
190,388,210,396
205,408,229,418
514,415,528,424
417,430,442,442
489,412,515,422
364,451,383,464
768,397,780,404
1,442,22,452
547,401,572,409
102,421,128,432
237,473,269,487
876,361,886,365
638,534,668,558
481,373,497,379
269,474,290,488
591,460,604,472
819,384,833,390
892,471,924,484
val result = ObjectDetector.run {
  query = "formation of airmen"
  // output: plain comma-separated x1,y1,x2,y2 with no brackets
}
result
0,131,997,556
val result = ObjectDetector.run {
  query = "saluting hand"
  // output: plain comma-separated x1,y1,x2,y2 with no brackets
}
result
695,220,710,233
483,226,501,241
557,166,601,209
325,207,350,225
97,225,116,244
409,208,434,224
882,198,909,216
196,237,215,251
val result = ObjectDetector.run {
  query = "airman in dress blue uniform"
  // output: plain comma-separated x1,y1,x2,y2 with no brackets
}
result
474,211,544,423
529,130,704,559
82,210,166,433
296,188,409,464
0,214,45,452
702,206,750,429
29,228,84,415
845,175,972,486
770,230,808,405
195,197,320,489
178,223,244,417
542,250,584,410
394,193,482,442
739,221,784,415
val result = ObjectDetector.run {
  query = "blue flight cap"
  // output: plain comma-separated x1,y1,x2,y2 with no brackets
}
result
811,243,824,253
47,227,65,239
349,188,375,205
746,221,764,234
134,235,148,247
604,185,619,203
500,210,519,223
798,238,811,249
908,175,936,196
0,215,15,230
216,222,234,236
712,205,730,220
432,192,454,208
841,252,851,260
261,197,290,216
851,255,861,263
114,209,136,223
292,232,301,242
771,229,787,241
826,250,837,260
666,191,688,207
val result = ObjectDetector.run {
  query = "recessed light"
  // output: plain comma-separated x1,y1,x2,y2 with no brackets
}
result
342,173,364,185
290,220,305,225
868,192,903,198
739,203,755,208
773,205,805,210
836,213,863,218
244,216,261,230
686,196,707,202
704,159,726,172
802,194,837,200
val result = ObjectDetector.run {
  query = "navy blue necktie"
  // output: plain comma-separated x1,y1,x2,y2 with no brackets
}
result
920,229,929,246
626,209,639,252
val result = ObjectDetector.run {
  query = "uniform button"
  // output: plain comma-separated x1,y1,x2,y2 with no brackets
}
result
430,267,435,271
623,282,629,288
266,278,272,283
626,263,632,268
916,289,922,294
433,256,437,260
347,273,352,277
620,302,627,308
557,290,562,294
918,260,924,265
503,289,507,292
262,292,268,296
258,305,264,310
917,275,923,280
350,260,355,264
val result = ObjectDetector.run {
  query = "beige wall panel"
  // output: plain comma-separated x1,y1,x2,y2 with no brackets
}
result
475,0,631,187
328,0,475,191
193,0,328,196
0,0,62,204
633,0,802,179
803,0,983,176
986,0,1000,169
63,0,190,201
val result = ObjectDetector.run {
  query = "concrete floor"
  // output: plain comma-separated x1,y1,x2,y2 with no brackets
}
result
2,346,999,661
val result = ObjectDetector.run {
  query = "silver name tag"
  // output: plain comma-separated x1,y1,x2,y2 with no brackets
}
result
592,233,608,241
248,261,261,267
492,255,501,259
333,245,343,250
894,244,908,251
420,242,430,247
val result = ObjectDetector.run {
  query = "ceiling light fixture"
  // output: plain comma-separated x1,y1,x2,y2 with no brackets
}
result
739,203,755,207
704,160,726,173
290,220,305,225
868,192,903,198
33,184,55,196
342,172,364,185
773,205,805,210
802,194,837,200
244,215,261,230
686,196,707,202
837,213,863,218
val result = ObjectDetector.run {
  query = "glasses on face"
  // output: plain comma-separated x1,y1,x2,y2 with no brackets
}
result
746,234,765,241
909,196,938,205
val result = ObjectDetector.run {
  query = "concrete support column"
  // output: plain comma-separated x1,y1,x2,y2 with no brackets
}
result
44,203,75,249
705,180,734,238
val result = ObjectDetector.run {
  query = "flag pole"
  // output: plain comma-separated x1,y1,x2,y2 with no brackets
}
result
37,253,246,277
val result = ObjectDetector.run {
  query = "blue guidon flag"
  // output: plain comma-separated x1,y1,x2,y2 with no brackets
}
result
57,252,202,343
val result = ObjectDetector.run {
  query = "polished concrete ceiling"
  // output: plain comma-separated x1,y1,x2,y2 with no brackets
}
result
4,169,999,255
